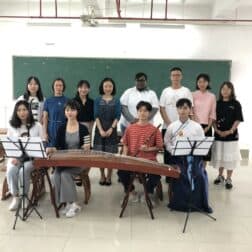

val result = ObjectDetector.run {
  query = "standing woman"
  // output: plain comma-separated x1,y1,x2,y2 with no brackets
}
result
93,78,121,186
47,100,90,218
6,100,43,211
17,76,45,123
43,78,68,147
211,81,244,189
74,80,94,134
192,73,216,167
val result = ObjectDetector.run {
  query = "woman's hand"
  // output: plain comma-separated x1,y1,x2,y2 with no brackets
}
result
46,147,56,159
222,130,233,137
99,129,107,138
105,128,113,137
216,129,229,137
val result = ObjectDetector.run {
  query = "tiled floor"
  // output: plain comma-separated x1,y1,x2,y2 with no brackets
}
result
0,160,251,252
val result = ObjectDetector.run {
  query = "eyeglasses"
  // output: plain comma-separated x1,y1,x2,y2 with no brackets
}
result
136,79,146,82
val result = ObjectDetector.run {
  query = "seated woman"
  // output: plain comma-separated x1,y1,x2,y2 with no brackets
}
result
47,100,90,218
164,98,212,213
7,100,43,211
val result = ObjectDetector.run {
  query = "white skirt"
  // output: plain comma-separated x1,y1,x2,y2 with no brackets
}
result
210,141,241,170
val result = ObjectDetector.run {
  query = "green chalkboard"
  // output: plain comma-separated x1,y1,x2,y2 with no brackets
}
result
13,56,231,99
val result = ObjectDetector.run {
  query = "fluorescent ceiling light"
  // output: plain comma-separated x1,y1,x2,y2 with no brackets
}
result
81,23,126,28
27,20,71,27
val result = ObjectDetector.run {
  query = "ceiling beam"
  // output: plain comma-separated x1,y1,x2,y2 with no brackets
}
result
115,0,121,18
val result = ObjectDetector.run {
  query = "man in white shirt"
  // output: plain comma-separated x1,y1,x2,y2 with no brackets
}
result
120,72,159,134
164,99,204,153
163,98,212,213
160,67,193,173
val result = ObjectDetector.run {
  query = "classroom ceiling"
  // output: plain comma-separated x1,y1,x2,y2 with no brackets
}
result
0,0,252,24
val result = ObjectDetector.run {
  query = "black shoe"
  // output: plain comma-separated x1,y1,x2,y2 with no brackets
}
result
214,175,225,185
225,179,233,189
75,181,82,187
105,180,112,186
99,180,106,186
204,207,213,214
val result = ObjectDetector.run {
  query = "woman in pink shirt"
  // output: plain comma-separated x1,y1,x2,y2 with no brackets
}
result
192,73,216,164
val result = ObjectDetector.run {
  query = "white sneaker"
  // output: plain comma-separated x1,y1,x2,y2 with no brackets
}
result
9,197,19,211
65,203,81,218
59,203,72,215
129,191,139,203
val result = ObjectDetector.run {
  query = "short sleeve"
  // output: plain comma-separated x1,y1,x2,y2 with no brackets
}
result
122,127,129,146
43,99,49,112
81,125,90,145
234,101,244,122
150,91,159,108
164,125,173,153
209,94,216,120
39,100,45,121
36,122,44,139
115,98,121,120
120,89,131,106
159,89,166,107
155,130,163,149
93,97,100,119
90,99,94,121
7,126,14,138
196,124,205,137
186,88,193,106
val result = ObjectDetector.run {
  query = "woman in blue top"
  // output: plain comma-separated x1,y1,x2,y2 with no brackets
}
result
93,78,121,186
43,78,68,147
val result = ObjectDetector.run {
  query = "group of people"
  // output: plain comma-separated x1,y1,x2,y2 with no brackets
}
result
5,66,243,218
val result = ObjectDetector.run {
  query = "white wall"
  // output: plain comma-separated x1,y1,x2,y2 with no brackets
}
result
0,21,250,155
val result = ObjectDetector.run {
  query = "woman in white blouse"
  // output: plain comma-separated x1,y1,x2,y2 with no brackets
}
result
6,100,43,211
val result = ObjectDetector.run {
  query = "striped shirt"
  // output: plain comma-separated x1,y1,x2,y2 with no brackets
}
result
122,123,163,161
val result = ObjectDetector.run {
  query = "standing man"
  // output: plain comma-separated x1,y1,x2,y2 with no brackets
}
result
160,67,193,172
120,72,159,134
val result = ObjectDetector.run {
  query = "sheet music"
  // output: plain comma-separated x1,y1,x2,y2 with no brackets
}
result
0,136,47,158
171,137,214,156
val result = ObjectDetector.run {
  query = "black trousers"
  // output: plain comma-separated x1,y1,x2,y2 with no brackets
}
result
117,170,161,194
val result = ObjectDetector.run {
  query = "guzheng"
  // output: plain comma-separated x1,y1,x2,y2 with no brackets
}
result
34,150,180,178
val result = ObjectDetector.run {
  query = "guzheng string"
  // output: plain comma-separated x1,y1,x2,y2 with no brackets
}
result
52,149,172,168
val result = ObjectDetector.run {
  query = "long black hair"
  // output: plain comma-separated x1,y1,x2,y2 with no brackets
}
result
23,76,44,102
195,73,211,90
99,77,116,95
219,81,236,101
10,100,35,128
75,80,91,100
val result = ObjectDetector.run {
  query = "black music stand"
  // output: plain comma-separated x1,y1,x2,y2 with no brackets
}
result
172,136,216,233
0,136,46,229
